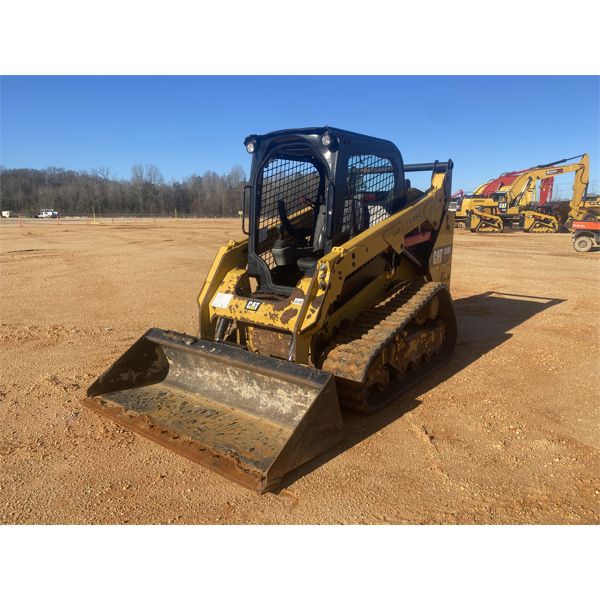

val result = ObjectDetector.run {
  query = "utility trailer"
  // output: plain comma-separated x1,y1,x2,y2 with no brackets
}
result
572,220,600,252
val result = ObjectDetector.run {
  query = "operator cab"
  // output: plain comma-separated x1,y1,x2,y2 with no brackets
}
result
244,127,408,296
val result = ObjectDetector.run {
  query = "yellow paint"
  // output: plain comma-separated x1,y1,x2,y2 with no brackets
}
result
197,168,454,366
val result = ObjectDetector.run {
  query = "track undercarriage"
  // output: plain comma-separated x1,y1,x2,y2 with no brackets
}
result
321,282,456,413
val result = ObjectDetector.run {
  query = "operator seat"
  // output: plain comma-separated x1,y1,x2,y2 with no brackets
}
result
296,204,327,276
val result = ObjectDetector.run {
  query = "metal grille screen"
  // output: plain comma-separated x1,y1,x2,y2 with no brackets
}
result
343,155,396,237
257,157,321,269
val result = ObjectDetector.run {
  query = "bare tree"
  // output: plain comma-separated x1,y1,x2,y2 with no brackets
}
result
1,165,247,217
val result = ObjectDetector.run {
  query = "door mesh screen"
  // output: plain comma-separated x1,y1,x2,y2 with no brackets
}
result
257,156,321,269
343,155,396,237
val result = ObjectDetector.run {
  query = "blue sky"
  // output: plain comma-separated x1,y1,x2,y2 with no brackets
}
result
1,76,598,193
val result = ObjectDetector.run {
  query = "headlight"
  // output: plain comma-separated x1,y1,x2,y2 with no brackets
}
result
321,133,331,146
246,140,256,154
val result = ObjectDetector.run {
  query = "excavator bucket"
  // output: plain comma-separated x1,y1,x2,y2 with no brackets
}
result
85,329,344,493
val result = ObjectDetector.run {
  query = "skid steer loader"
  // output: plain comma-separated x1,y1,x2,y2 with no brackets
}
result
85,127,457,493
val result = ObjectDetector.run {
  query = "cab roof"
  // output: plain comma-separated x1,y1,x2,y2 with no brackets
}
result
244,126,398,151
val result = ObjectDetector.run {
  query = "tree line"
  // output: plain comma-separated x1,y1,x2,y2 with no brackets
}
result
0,164,247,217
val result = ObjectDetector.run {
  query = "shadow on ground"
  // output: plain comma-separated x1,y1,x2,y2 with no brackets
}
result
275,290,565,492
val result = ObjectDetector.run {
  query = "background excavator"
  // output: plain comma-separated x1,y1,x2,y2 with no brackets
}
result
454,167,538,226
85,127,457,493
457,154,591,233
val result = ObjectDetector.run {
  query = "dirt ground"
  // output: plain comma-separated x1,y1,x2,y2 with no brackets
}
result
1,217,599,524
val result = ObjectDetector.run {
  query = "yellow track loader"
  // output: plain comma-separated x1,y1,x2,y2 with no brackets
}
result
85,127,457,492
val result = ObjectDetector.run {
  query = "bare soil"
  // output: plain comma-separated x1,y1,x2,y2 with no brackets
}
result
1,218,599,524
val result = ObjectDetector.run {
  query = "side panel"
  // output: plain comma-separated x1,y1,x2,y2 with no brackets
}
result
428,209,454,286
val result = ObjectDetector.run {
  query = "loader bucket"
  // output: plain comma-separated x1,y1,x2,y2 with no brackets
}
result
85,329,344,493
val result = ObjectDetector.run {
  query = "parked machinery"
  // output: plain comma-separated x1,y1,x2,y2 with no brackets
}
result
85,127,457,492
458,154,590,233
454,167,536,228
571,220,600,252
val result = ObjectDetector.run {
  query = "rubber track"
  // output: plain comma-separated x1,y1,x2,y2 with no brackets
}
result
527,222,558,233
523,211,559,233
321,281,445,383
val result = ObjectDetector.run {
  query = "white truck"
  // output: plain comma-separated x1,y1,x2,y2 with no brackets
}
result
36,208,59,218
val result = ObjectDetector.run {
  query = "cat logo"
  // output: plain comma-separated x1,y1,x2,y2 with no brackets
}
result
432,245,452,266
245,300,262,312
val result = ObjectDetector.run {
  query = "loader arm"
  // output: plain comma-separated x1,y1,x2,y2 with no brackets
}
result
294,166,453,338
